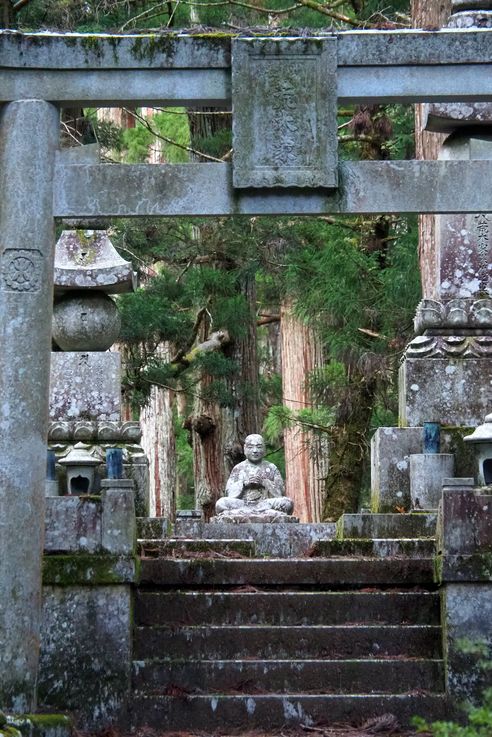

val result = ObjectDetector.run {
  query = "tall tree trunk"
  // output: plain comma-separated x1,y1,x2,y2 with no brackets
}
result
140,345,176,519
412,0,452,298
323,379,377,521
192,273,260,519
281,302,328,522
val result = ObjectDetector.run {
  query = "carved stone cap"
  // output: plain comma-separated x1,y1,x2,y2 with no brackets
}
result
58,442,102,467
464,413,492,443
49,420,142,443
414,299,492,334
451,1,492,10
54,230,135,294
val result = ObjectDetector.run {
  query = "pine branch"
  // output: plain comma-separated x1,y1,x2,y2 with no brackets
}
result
123,107,224,163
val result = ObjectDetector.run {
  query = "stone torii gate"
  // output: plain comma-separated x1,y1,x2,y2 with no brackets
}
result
2,17,492,712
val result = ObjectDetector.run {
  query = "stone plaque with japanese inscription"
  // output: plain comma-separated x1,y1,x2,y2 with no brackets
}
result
232,38,338,188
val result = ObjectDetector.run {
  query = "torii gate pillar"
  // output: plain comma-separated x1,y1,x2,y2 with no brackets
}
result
0,99,59,712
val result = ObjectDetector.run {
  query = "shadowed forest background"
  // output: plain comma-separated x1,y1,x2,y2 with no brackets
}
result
1,0,450,522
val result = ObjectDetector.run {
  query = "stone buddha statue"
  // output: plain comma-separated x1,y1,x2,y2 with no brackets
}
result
214,434,295,522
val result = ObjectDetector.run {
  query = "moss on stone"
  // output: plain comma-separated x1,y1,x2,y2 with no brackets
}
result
9,715,71,737
42,553,136,585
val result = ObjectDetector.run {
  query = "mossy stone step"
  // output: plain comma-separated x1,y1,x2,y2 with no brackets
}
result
134,624,442,660
309,538,436,558
138,538,255,558
135,590,441,626
139,556,436,587
336,513,437,540
130,693,449,730
132,657,445,695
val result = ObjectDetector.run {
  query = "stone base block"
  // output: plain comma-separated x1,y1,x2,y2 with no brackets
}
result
443,583,492,704
410,454,455,510
370,427,422,512
39,585,132,730
171,522,336,557
49,351,121,421
399,357,492,427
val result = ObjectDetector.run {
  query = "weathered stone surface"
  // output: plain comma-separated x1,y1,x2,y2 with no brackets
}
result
101,480,136,555
424,102,492,133
138,538,256,558
439,487,492,557
336,513,437,540
139,557,435,587
370,427,422,512
172,521,335,556
52,291,121,351
135,590,441,626
410,454,455,509
54,230,134,294
0,99,59,713
134,658,444,696
137,517,169,539
442,583,492,703
39,585,132,728
50,352,121,421
436,134,492,300
44,497,101,553
53,159,492,218
45,488,136,556
399,356,492,426
130,693,449,731
232,38,337,189
309,538,436,558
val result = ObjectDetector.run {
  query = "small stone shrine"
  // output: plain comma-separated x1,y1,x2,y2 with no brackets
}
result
48,225,150,513
212,434,297,523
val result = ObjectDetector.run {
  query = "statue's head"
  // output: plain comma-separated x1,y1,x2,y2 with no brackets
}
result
244,434,266,463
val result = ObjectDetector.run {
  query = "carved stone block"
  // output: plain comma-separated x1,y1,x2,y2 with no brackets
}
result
399,355,492,427
232,38,338,188
50,351,121,421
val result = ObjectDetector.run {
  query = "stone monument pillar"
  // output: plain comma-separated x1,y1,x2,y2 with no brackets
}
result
399,0,492,428
0,100,60,712
48,227,150,514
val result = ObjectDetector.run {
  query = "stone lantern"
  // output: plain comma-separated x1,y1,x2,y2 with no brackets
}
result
464,413,492,487
59,442,102,494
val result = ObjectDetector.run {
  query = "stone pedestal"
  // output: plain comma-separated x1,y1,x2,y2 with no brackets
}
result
437,486,492,704
410,453,454,509
399,350,492,427
370,427,422,512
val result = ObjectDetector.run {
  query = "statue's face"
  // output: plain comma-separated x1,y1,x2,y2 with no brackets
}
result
244,435,266,463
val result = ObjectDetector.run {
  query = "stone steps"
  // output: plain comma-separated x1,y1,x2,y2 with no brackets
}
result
130,693,448,730
132,657,444,695
138,538,256,558
310,538,436,558
139,556,436,586
131,522,447,730
134,623,442,660
135,589,441,626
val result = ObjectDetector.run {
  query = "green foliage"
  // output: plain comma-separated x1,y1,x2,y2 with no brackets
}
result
413,690,492,737
263,404,335,445
122,125,153,163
